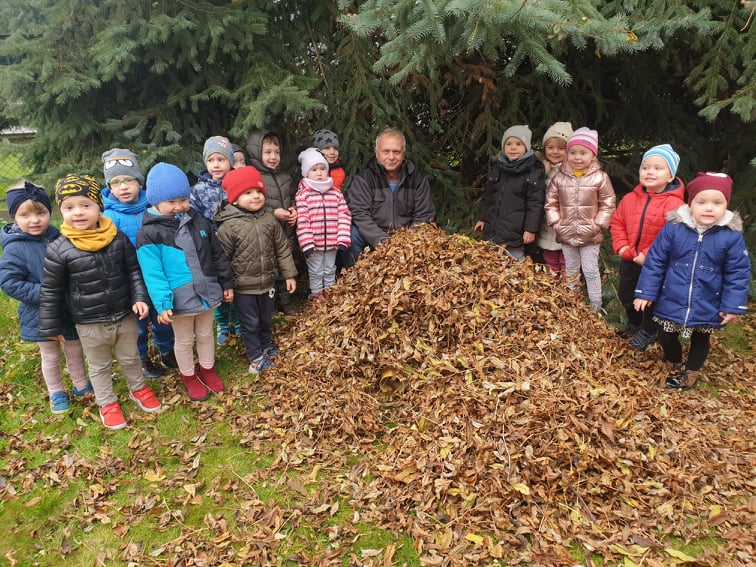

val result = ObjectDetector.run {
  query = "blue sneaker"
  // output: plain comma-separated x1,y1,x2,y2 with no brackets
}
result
264,344,279,358
248,354,274,376
72,382,95,398
50,391,70,414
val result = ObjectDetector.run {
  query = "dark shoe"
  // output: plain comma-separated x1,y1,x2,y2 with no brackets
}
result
72,382,95,398
180,372,210,401
280,302,298,316
141,357,163,379
264,343,279,358
197,365,224,394
665,368,700,391
160,351,178,369
629,328,656,351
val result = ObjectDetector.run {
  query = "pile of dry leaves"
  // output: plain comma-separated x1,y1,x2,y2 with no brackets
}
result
258,224,755,565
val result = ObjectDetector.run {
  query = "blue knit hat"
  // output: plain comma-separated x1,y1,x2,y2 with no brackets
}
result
146,163,190,206
641,144,680,177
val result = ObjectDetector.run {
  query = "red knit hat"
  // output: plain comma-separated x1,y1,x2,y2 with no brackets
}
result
222,166,265,204
686,171,733,204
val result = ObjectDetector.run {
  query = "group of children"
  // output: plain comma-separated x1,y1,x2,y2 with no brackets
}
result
478,121,750,391
0,129,349,429
0,124,750,429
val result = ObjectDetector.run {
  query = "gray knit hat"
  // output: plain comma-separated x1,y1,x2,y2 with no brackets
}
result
202,136,234,163
501,125,532,153
311,129,340,150
102,148,144,185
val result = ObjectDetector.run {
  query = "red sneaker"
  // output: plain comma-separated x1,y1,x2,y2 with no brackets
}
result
99,402,127,430
180,371,210,401
129,385,162,413
197,365,225,394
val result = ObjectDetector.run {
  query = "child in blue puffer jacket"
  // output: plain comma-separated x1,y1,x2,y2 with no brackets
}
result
0,182,93,414
634,172,751,390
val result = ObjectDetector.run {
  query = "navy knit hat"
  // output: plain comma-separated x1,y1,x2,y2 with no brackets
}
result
102,148,145,185
311,129,340,150
146,163,190,205
6,181,52,218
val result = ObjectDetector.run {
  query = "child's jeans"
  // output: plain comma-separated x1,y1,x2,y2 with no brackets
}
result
171,310,215,375
37,339,89,395
306,249,338,295
137,310,174,359
76,316,144,407
235,290,276,362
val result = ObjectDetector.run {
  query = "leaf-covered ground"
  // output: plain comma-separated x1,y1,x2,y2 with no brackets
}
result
1,225,754,566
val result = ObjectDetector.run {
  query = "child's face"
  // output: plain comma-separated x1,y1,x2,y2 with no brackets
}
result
307,163,329,181
690,189,727,227
639,156,673,193
320,145,339,164
107,175,141,203
503,137,527,161
206,153,232,180
233,151,247,169
234,189,265,212
543,138,567,166
567,145,595,170
60,196,101,230
154,198,190,216
261,142,281,169
13,200,50,237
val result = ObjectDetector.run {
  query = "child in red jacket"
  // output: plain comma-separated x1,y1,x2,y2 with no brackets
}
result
610,144,685,349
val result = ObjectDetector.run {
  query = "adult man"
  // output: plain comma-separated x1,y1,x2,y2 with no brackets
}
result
345,128,435,266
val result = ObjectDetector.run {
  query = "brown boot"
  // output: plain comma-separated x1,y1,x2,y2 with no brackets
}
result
665,368,700,391
180,371,210,401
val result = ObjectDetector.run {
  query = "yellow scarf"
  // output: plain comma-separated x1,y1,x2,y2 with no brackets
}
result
60,216,118,252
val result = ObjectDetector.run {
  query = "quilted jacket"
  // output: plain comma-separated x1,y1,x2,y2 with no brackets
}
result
38,230,147,336
295,178,351,254
545,160,616,246
610,178,685,257
215,204,297,295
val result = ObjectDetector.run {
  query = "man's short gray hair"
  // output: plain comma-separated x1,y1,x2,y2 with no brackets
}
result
375,128,406,151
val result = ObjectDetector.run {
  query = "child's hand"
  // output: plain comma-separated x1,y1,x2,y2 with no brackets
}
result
285,278,296,294
286,207,298,225
523,231,536,245
473,221,484,232
719,312,739,326
633,298,652,311
157,309,173,325
49,335,65,341
223,289,234,302
633,252,646,265
133,302,149,319
273,208,289,222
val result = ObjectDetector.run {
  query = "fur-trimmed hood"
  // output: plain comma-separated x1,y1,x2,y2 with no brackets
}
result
667,205,742,232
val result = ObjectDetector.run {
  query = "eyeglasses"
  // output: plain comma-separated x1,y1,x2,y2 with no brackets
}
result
107,176,138,187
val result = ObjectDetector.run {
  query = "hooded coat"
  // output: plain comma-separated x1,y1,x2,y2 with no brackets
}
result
635,206,751,327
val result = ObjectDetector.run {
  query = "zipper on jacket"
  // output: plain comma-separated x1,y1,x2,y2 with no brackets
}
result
683,231,705,327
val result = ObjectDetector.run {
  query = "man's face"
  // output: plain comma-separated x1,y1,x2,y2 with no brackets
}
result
375,134,405,175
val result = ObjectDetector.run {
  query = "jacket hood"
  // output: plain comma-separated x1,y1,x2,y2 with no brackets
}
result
245,130,279,172
1,222,59,247
668,205,742,232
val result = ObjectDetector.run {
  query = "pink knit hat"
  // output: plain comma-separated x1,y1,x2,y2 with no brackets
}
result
566,127,599,155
